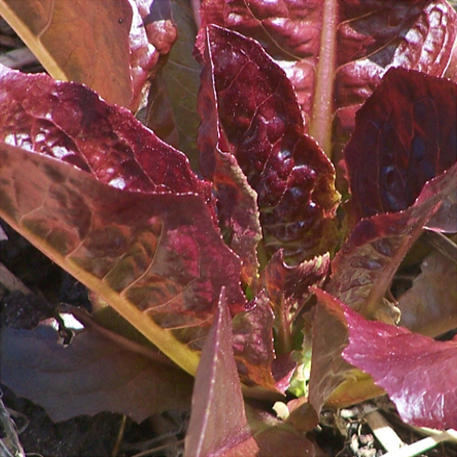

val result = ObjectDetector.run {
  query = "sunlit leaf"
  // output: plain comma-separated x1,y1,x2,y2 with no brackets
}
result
198,25,339,264
341,296,457,429
0,141,246,376
199,0,457,155
0,0,174,110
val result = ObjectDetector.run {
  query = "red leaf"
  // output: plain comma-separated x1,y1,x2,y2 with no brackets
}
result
199,0,457,154
185,290,316,456
345,68,457,221
262,249,330,325
308,288,356,414
0,140,245,375
198,25,339,264
0,65,213,209
232,292,296,393
340,299,457,429
0,318,192,422
185,289,250,457
329,162,457,320
310,163,457,413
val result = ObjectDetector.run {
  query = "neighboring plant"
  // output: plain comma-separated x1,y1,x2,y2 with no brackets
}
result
0,0,456,455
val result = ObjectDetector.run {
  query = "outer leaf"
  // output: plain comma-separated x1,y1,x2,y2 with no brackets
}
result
0,0,172,110
0,142,246,376
0,65,213,210
185,289,250,457
309,288,385,414
199,0,457,155
198,25,339,264
345,68,457,221
310,163,457,413
398,251,457,337
0,319,193,422
145,0,202,169
340,297,457,429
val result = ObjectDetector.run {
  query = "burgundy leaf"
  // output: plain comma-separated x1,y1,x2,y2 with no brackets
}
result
184,290,315,457
310,163,457,413
398,250,457,337
0,141,246,376
232,292,277,389
0,64,213,211
231,291,296,393
0,319,192,423
255,249,329,376
328,162,457,320
345,68,457,221
262,249,330,328
340,298,457,429
185,289,250,457
198,25,339,264
199,0,457,154
197,27,262,283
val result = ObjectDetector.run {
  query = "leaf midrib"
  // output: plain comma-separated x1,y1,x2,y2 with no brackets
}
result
309,0,338,157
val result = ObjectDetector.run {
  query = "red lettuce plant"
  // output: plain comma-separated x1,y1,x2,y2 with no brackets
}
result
0,0,456,455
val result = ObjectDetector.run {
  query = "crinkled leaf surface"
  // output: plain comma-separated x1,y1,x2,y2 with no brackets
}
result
310,163,457,412
197,27,262,283
230,251,329,392
345,68,457,221
310,66,457,412
0,319,192,422
0,64,213,207
262,250,329,337
145,0,201,169
0,0,170,110
0,140,246,376
199,0,457,154
340,298,457,429
398,250,457,337
198,25,339,264
331,68,457,318
232,292,277,390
